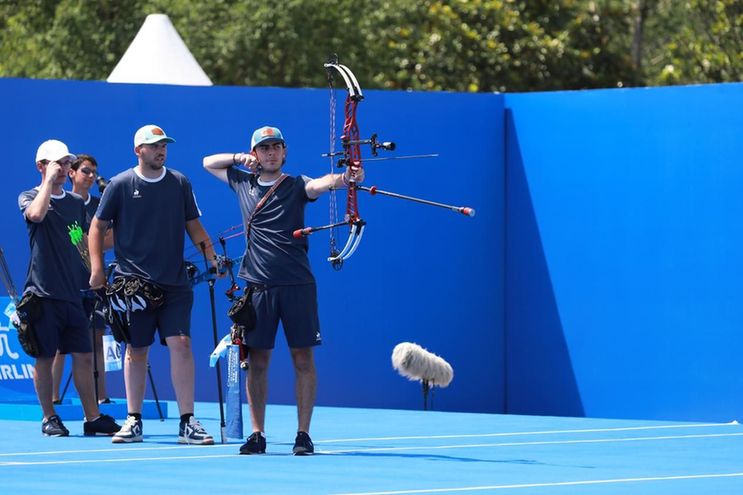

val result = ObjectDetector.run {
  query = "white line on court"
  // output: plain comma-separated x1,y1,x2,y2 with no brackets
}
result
0,443,237,457
316,421,739,443
0,453,237,466
0,421,738,458
1,431,742,466
331,472,743,494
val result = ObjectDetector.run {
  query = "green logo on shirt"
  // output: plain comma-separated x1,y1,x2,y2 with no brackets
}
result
67,221,84,246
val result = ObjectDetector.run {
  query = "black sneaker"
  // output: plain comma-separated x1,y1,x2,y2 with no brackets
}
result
292,431,314,455
178,417,214,445
98,397,113,405
84,414,121,436
239,431,266,454
112,415,143,443
42,415,69,437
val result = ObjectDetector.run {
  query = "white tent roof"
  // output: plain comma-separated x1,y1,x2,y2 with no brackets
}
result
107,13,212,86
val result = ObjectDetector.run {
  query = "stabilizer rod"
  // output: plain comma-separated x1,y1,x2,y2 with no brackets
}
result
356,185,476,217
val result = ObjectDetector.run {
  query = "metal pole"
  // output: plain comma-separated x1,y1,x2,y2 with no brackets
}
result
202,242,226,443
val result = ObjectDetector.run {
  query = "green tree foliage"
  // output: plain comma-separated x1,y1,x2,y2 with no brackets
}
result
645,0,742,84
0,0,739,92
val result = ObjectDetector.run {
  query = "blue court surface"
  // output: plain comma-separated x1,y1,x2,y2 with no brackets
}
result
2,402,743,494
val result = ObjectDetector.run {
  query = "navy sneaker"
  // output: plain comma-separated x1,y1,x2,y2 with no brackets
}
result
178,417,214,445
42,415,69,437
239,431,266,454
84,414,121,436
292,431,314,455
112,415,143,443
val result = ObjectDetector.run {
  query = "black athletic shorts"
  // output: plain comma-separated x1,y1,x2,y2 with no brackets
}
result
246,283,321,349
34,298,91,358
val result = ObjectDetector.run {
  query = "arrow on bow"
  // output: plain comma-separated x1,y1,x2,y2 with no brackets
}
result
293,56,475,270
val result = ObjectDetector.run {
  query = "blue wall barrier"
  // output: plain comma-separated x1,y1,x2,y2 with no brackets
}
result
3,77,741,421
504,83,743,421
0,78,504,414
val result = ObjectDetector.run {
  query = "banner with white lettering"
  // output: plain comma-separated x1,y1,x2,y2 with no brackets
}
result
102,334,122,372
0,296,37,402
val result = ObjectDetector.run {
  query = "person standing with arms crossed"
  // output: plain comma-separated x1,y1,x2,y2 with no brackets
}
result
203,125,362,455
20,140,120,437
89,125,218,445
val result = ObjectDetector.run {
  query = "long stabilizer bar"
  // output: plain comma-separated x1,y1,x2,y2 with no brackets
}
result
356,185,476,217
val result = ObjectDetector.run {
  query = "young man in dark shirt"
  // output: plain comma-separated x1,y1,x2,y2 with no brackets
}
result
203,126,362,455
52,154,114,405
89,125,218,445
19,140,120,437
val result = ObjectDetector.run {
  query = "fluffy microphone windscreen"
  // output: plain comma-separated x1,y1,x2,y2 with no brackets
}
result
391,342,453,387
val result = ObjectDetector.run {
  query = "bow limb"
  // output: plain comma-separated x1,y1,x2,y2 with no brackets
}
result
327,221,365,264
324,62,363,100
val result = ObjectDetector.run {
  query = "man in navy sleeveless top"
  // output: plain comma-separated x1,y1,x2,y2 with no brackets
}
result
89,125,218,445
19,140,120,437
203,126,363,455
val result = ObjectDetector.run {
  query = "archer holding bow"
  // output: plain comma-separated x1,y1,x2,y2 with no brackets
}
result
203,125,361,455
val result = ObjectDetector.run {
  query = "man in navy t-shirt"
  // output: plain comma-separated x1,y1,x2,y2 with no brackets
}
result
19,139,120,437
89,125,218,445
203,125,363,455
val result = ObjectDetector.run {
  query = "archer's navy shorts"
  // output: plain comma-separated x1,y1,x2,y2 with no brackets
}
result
126,289,194,348
246,283,321,350
34,298,91,358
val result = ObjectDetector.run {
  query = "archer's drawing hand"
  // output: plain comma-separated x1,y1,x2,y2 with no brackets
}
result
235,152,260,174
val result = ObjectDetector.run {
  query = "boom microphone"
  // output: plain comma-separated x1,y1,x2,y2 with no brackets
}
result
391,342,453,388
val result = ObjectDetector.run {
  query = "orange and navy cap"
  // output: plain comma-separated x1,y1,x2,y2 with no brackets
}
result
250,126,284,150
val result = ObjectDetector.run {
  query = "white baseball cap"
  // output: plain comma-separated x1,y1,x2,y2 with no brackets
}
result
36,140,77,163
134,124,176,147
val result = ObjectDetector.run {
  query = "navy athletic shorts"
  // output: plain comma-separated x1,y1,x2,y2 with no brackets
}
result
246,283,321,350
126,289,193,348
34,297,92,358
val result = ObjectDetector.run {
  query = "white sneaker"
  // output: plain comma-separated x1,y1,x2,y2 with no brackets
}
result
112,415,143,443
178,416,214,445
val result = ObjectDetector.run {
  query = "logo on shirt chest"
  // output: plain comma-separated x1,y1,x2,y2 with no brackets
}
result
132,189,142,199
